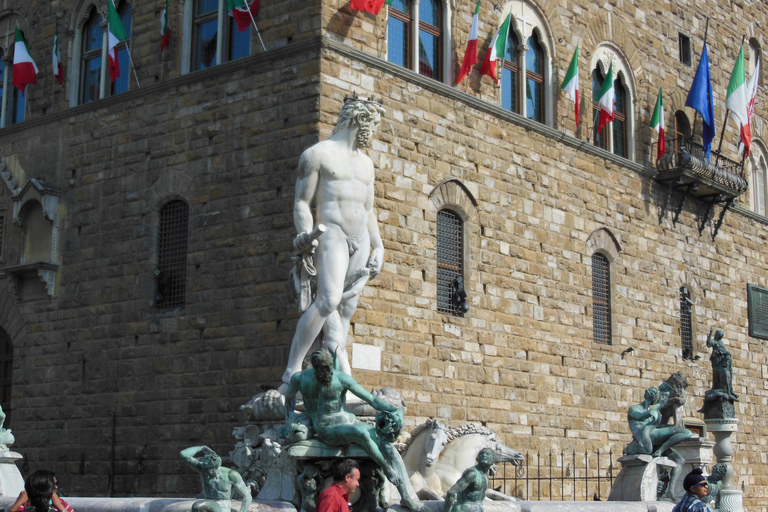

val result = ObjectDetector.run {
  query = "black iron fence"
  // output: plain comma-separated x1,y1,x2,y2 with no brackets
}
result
490,449,615,501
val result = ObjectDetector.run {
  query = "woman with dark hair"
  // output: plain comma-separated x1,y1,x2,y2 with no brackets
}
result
8,470,74,512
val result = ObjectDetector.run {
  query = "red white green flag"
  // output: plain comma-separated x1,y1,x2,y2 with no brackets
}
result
161,0,172,51
726,44,749,127
560,45,579,126
739,57,760,158
107,0,127,82
457,0,481,85
650,87,665,161
480,12,511,84
227,0,260,31
52,17,63,85
12,27,38,95
350,0,394,15
596,62,614,134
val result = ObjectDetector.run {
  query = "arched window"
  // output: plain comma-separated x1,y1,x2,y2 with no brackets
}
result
592,252,611,345
612,78,627,158
110,2,133,95
501,31,519,113
680,286,693,359
186,0,252,73
156,200,189,309
525,34,544,123
749,38,762,86
750,142,768,216
0,36,27,126
80,8,103,104
387,0,447,82
437,209,464,316
418,0,442,79
0,328,12,426
591,69,608,150
590,46,636,160
387,0,410,70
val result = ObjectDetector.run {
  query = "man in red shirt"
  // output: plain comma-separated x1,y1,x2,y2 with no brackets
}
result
316,460,360,512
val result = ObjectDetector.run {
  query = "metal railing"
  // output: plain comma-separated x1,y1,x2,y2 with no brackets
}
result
490,449,615,501
655,137,748,193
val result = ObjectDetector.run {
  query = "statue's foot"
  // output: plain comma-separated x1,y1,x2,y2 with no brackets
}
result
399,496,422,512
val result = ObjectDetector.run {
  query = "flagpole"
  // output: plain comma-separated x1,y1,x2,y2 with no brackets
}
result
713,34,746,164
125,40,141,88
242,0,267,52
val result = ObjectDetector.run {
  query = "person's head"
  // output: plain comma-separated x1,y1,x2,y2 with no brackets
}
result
25,470,57,512
201,452,222,477
331,96,386,148
310,349,334,387
333,459,360,495
644,386,660,405
477,448,495,469
683,468,708,497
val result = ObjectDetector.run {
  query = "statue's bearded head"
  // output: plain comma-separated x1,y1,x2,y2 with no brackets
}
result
332,96,386,148
477,447,495,468
310,348,334,387
202,453,222,476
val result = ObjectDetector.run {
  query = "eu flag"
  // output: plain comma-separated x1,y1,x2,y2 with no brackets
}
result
685,41,715,162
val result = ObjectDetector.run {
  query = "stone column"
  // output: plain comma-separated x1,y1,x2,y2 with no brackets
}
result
705,418,743,512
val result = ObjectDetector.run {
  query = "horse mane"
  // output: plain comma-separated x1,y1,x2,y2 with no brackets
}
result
402,418,452,451
446,423,497,443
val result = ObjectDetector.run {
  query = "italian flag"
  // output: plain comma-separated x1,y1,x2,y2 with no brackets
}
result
726,44,749,128
480,13,511,84
596,62,614,135
561,45,579,126
12,27,38,95
107,0,127,83
227,0,260,31
457,0,481,85
650,87,665,161
52,17,63,85
739,57,760,158
350,0,393,15
161,0,172,51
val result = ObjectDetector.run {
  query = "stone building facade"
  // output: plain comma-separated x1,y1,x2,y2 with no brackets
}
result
0,0,767,508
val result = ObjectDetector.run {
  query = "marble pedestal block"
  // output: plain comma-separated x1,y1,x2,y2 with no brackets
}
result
0,451,24,497
705,419,742,512
670,437,714,500
607,455,676,502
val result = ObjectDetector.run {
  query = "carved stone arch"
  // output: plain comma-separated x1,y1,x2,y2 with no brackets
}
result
428,178,478,222
667,90,689,118
586,227,621,261
70,0,105,32
747,138,768,214
0,13,32,53
0,280,27,342
145,169,197,212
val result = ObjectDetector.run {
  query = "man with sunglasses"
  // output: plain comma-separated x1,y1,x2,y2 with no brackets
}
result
673,468,714,512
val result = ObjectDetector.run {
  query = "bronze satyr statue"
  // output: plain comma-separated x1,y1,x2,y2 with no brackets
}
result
443,447,495,512
180,446,252,512
624,386,692,500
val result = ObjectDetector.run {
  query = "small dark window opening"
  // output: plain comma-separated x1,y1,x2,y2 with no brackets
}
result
156,200,189,309
437,209,463,316
592,253,611,344
0,328,13,427
0,215,5,258
679,33,692,67
680,287,693,359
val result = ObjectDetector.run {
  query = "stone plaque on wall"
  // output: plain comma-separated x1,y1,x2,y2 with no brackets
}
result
747,284,768,340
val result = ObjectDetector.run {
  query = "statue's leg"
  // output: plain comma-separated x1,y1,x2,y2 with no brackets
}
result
380,442,422,511
280,230,349,390
651,427,692,457
660,448,685,499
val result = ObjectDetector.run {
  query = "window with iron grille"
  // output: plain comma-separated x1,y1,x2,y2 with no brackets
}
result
680,287,693,359
592,253,611,344
0,328,12,427
678,33,692,67
156,200,189,309
437,209,463,316
0,215,5,258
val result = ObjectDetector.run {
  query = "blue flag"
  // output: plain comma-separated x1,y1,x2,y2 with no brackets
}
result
685,41,715,162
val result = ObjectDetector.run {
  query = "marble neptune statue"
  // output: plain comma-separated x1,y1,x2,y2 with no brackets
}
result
279,95,386,394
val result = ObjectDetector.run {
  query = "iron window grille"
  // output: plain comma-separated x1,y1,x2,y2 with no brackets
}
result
679,33,692,66
680,287,693,359
592,253,611,344
156,200,189,309
437,209,463,316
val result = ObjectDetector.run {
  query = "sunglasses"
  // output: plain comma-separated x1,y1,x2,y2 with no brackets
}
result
694,482,708,488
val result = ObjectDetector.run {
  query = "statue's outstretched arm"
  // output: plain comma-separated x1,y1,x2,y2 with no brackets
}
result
365,166,384,277
285,374,301,421
445,469,474,512
340,374,398,413
180,446,209,469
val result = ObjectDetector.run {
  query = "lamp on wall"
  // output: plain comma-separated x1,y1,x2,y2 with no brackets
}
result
621,347,634,359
